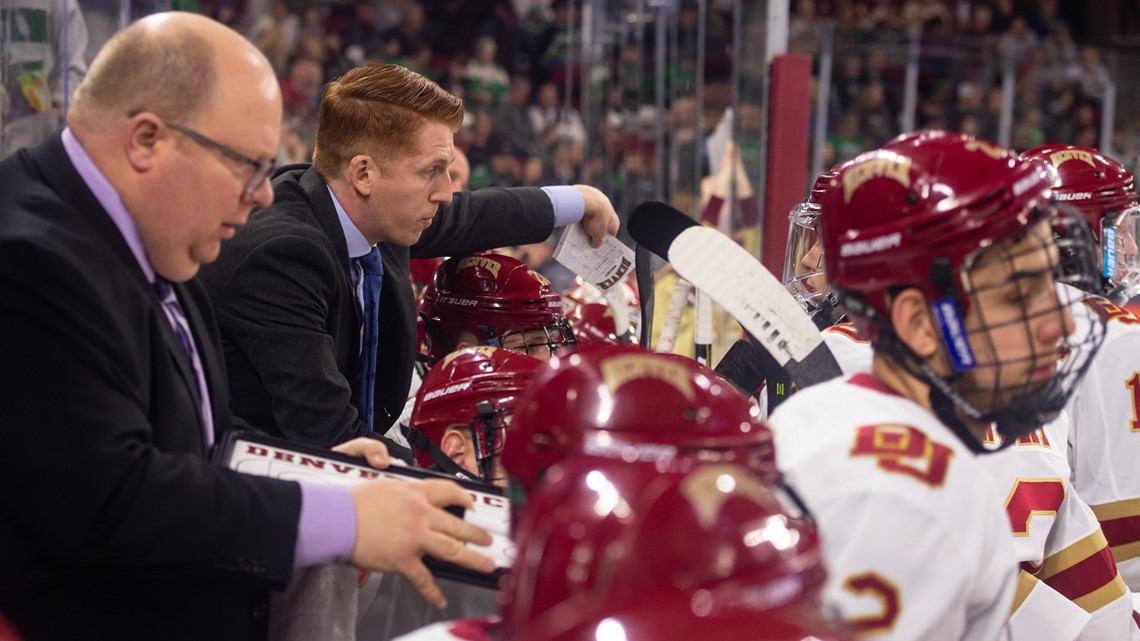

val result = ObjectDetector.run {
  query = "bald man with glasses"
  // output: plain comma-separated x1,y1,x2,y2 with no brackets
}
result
0,12,494,641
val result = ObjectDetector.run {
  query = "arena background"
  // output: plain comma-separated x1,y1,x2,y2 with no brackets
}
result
6,0,1138,350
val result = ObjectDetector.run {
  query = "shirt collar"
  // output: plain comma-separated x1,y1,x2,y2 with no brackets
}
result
327,185,373,260
61,127,158,283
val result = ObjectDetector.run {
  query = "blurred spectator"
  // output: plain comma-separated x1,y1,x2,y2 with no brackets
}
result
1042,20,1079,70
789,0,823,53
1067,46,1112,100
375,0,409,34
533,0,577,88
901,0,952,33
528,80,585,148
833,55,865,115
465,112,502,179
857,82,896,146
381,1,429,58
999,14,1038,66
541,136,581,185
520,155,544,187
828,111,867,163
465,37,510,112
492,75,538,156
280,57,323,125
246,0,299,74
339,0,385,66
486,150,523,188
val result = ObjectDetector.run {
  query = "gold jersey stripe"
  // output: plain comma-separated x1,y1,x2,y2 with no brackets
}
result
1090,497,1140,521
1010,570,1038,616
1072,574,1129,613
1109,540,1140,563
1038,529,1111,579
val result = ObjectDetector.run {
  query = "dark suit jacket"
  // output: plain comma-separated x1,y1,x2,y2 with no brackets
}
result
200,165,555,447
0,135,302,641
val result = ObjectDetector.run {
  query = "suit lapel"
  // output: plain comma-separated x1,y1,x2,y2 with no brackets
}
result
301,167,361,326
31,135,207,447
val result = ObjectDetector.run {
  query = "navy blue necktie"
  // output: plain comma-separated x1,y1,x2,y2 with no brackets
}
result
356,247,383,429
154,278,215,447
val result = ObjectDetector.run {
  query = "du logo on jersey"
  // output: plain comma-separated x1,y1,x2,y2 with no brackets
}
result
842,155,911,203
600,354,695,401
680,465,772,530
457,256,502,278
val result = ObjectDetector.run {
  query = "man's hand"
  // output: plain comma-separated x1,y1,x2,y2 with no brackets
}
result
574,184,620,248
348,478,494,608
332,437,390,469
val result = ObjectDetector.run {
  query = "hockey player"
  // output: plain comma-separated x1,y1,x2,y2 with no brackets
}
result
784,136,1136,639
770,132,1107,641
1022,145,1140,604
420,251,577,363
389,251,577,450
393,345,847,641
357,346,542,641
406,346,541,485
561,278,640,347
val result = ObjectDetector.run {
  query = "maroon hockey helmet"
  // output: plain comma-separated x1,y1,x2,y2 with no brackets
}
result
817,131,1105,444
817,131,1061,326
499,344,777,494
421,252,576,363
408,346,542,481
500,459,830,640
566,302,625,347
1021,144,1140,303
409,257,445,295
561,278,641,347
412,258,447,356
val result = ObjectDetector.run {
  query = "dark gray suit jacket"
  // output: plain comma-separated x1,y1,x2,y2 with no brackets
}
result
200,165,555,447
0,135,301,640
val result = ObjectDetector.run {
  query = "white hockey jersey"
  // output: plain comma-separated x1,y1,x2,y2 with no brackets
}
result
981,418,1135,641
770,374,1018,641
818,322,1137,640
1067,297,1140,592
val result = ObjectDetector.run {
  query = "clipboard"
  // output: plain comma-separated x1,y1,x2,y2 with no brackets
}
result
212,430,512,589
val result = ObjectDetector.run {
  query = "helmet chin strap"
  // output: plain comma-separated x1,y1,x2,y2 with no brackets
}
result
405,427,481,481
842,290,1012,455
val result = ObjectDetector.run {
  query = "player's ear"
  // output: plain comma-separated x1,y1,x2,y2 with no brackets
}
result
440,429,469,465
891,288,940,359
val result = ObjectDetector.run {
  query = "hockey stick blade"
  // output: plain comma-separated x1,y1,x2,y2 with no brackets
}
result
628,200,699,259
713,339,768,396
628,201,842,388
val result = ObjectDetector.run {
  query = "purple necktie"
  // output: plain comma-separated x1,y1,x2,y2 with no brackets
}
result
154,278,215,447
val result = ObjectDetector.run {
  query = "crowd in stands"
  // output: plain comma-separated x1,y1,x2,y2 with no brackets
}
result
194,0,1140,213
791,0,1136,166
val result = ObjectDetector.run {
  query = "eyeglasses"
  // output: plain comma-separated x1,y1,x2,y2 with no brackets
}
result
163,120,278,196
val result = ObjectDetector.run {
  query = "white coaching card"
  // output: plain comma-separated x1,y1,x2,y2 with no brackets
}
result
214,431,512,588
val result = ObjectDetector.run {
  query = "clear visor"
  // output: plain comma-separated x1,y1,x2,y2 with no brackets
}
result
1101,205,1140,302
782,202,829,315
